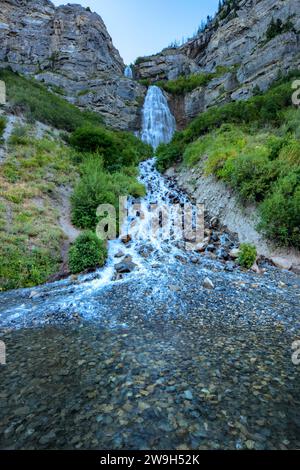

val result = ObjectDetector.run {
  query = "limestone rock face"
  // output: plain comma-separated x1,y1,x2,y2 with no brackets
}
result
136,48,200,82
135,0,300,127
0,0,145,130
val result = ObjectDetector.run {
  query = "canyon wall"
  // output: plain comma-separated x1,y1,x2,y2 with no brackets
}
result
135,0,300,128
0,0,146,130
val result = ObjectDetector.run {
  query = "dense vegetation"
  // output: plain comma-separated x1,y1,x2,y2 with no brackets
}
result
68,231,107,274
156,66,233,96
156,74,300,248
0,69,103,132
70,125,152,172
0,70,151,289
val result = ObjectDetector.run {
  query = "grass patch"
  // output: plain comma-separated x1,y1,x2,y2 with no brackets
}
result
0,136,78,290
0,69,104,132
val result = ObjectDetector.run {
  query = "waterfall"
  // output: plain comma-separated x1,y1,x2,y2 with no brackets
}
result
124,65,133,79
141,85,176,149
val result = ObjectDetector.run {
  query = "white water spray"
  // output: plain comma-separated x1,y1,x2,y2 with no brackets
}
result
124,65,133,79
141,86,176,149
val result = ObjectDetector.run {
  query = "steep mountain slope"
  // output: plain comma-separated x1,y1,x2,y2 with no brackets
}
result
135,0,300,127
0,0,146,130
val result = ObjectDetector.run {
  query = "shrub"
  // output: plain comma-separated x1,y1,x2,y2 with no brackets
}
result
238,243,257,269
71,158,146,230
70,125,152,171
0,117,6,138
0,69,103,132
258,170,300,248
68,231,107,274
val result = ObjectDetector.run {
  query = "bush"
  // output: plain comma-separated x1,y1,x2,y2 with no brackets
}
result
68,231,107,274
238,243,257,269
70,125,152,172
71,158,146,229
0,117,6,138
258,170,300,248
0,69,103,132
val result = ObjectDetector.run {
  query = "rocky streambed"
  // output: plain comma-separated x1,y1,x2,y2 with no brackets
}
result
0,255,299,450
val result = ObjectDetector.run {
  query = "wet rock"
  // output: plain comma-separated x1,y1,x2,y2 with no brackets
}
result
203,277,214,289
251,262,262,274
183,390,193,401
224,261,235,272
115,256,137,274
194,242,207,253
114,250,124,258
210,217,219,229
211,232,219,243
229,248,240,259
121,234,132,244
190,256,200,264
217,247,229,261
206,244,216,253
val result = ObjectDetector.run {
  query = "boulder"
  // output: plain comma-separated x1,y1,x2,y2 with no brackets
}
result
229,248,240,259
121,234,132,244
271,257,293,271
115,256,137,274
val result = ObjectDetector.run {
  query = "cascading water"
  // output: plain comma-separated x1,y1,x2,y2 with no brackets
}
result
0,84,197,329
124,65,133,79
140,86,176,149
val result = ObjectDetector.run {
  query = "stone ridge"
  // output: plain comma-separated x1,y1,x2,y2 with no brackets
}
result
0,0,146,130
135,0,300,127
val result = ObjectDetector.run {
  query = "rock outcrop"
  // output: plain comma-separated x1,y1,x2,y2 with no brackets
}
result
135,0,300,128
0,0,146,130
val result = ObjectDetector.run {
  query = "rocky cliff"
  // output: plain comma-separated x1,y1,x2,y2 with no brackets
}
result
135,0,300,128
0,0,146,130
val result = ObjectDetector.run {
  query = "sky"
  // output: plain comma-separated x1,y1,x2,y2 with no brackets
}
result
52,0,219,64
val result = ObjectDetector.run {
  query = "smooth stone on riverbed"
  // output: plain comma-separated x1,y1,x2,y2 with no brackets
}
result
203,277,215,289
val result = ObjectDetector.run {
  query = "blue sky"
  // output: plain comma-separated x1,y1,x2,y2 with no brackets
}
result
52,1,219,64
